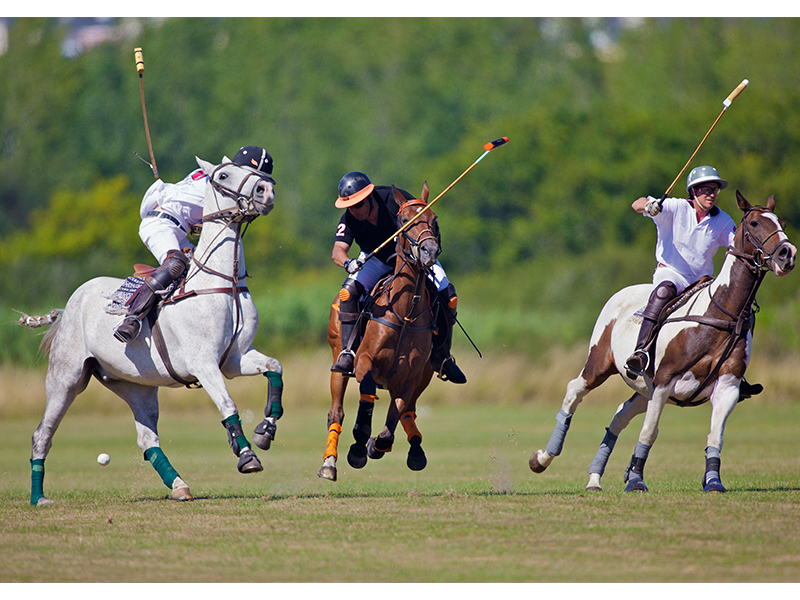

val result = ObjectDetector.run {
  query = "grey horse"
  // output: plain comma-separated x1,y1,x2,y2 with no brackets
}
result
22,156,284,506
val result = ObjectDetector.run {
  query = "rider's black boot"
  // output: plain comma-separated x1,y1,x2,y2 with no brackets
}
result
625,281,677,379
114,250,190,343
431,286,466,384
331,280,361,374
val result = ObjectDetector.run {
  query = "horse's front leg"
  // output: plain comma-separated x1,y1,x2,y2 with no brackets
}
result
623,387,669,492
193,364,264,475
367,380,416,460
703,375,742,493
349,371,378,467
318,371,350,481
586,392,648,491
401,368,434,472
223,347,284,451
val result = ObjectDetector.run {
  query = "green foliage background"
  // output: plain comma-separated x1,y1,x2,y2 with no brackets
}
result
2,17,800,366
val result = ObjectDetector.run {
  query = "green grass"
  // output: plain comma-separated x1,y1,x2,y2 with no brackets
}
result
2,388,800,582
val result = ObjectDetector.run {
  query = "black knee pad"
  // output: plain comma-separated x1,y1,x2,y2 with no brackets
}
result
338,279,364,320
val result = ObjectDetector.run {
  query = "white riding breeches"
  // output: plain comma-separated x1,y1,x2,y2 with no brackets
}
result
139,215,191,265
653,264,691,295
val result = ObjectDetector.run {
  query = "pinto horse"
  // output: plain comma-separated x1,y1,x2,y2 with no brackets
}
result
318,183,439,482
530,191,796,493
21,156,283,506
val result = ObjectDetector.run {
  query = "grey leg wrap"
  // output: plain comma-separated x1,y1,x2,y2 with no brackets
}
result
545,410,573,457
589,428,619,476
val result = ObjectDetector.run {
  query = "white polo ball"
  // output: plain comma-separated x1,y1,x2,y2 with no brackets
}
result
97,453,111,466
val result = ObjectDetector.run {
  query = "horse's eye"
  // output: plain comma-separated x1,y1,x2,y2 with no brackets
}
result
219,172,228,180
749,220,759,227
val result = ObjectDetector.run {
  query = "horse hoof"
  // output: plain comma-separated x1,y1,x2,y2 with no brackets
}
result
252,418,276,451
318,465,337,481
237,448,263,474
703,478,727,493
347,443,368,469
366,437,390,460
407,448,427,471
624,478,648,493
171,486,193,501
529,450,551,473
585,473,603,492
35,496,54,507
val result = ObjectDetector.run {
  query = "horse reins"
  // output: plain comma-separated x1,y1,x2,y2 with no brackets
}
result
153,164,271,387
664,207,785,406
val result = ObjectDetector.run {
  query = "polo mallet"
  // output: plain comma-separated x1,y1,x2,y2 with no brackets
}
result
661,79,748,200
362,137,509,263
134,47,159,180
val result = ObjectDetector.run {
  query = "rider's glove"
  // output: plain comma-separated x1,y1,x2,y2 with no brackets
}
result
644,198,662,217
344,258,363,274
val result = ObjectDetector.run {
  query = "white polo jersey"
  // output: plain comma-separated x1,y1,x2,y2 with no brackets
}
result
646,196,736,285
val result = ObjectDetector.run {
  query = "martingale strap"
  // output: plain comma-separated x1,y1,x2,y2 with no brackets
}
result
151,284,251,388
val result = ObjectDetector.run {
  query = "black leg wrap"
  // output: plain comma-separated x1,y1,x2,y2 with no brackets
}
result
222,419,246,456
625,455,646,482
352,402,374,446
704,457,721,484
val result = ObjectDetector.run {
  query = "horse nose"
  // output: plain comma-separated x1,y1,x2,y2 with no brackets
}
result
778,243,796,272
420,241,438,266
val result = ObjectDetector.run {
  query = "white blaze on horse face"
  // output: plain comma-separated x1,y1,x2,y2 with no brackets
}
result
763,212,796,276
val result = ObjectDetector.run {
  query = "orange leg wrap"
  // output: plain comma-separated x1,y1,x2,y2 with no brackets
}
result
360,394,378,403
401,411,422,443
324,423,342,460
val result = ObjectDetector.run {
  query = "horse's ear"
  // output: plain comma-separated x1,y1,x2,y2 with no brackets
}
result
392,184,405,205
196,156,215,175
421,181,429,203
736,189,752,212
767,194,776,211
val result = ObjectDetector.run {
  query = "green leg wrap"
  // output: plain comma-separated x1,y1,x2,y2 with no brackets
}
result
264,370,284,420
30,458,45,506
144,447,179,489
222,413,250,455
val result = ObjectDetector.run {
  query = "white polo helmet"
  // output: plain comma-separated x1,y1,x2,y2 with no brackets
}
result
686,165,728,192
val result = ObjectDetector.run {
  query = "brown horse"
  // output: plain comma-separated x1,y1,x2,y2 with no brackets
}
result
530,191,796,493
318,183,439,482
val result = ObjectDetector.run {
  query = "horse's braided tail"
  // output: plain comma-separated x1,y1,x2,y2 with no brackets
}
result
18,309,64,355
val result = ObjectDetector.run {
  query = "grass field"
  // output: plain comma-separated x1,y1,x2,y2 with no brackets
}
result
1,350,800,583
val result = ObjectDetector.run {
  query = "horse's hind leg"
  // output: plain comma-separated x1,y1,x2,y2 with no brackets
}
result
585,392,647,491
103,379,192,501
30,359,93,506
530,333,617,474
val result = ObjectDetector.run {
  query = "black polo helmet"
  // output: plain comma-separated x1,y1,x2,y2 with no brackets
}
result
335,171,375,208
233,146,275,183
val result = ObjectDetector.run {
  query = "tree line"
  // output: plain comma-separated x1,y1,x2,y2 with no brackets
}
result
2,17,800,358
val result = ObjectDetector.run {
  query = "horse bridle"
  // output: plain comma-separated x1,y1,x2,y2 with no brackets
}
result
729,206,791,273
202,161,274,225
397,199,440,265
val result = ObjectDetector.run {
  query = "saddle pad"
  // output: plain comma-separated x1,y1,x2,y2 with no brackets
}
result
104,276,176,315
